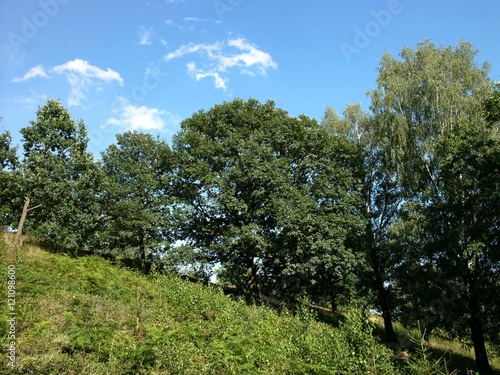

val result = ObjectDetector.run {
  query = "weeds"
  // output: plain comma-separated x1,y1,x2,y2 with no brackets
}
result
404,323,458,375
1,237,498,374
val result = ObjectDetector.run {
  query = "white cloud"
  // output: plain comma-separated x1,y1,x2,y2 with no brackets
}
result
182,17,208,22
187,61,227,90
106,99,180,131
223,38,278,75
196,72,227,90
10,59,123,106
138,26,153,46
165,37,277,90
53,59,123,84
12,64,49,82
165,41,222,60
165,16,207,31
52,59,123,106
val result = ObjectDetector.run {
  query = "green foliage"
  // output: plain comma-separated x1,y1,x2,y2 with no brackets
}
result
16,99,101,250
3,39,500,375
98,131,174,272
369,40,491,196
0,231,6,253
0,130,18,171
483,83,500,126
323,100,402,340
0,130,22,228
406,326,458,375
69,322,117,362
1,238,410,374
370,40,499,371
173,98,365,306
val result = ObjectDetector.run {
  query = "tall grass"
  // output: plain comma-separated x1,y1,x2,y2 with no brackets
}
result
1,236,495,374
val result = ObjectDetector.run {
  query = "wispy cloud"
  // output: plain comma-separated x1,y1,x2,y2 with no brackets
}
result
165,41,222,60
165,16,208,31
187,62,227,90
106,98,180,131
12,59,123,106
12,96,40,105
12,64,49,82
165,37,277,90
11,92,48,110
53,59,123,84
138,26,154,46
52,59,123,106
223,38,278,75
182,17,208,22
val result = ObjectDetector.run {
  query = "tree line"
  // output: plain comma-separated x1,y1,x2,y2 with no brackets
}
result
1,40,499,371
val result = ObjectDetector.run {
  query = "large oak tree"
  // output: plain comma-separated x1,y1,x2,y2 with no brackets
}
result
173,98,364,306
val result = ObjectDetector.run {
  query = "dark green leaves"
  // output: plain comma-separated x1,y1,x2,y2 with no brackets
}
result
17,99,99,250
0,130,21,228
99,131,174,272
371,41,498,369
173,98,365,305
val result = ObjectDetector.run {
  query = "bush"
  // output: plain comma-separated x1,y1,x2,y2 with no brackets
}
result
4,237,479,374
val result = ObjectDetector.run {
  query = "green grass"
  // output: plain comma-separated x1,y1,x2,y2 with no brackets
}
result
0,234,498,374
370,313,500,375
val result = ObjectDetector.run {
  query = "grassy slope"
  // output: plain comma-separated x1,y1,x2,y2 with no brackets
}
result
0,234,498,374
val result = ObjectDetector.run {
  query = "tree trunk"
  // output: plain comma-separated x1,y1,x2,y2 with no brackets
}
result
244,255,260,306
469,279,491,371
14,198,30,246
330,294,338,314
376,271,399,345
369,238,399,345
139,229,147,274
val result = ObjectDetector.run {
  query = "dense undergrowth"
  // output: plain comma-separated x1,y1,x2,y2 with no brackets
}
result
1,234,498,374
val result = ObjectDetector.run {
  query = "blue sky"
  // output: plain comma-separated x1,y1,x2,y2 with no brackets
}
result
1,0,499,157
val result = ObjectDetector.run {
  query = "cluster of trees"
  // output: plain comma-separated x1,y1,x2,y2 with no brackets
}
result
1,40,499,370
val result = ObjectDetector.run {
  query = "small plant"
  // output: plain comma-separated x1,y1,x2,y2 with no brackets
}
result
406,322,458,375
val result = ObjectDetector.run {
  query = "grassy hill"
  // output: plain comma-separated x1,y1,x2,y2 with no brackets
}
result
1,234,498,374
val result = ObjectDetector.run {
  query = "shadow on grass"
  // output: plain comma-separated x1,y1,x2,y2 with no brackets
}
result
424,341,500,375
389,323,500,375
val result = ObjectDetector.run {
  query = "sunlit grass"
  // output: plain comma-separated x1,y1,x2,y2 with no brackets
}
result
1,233,498,374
